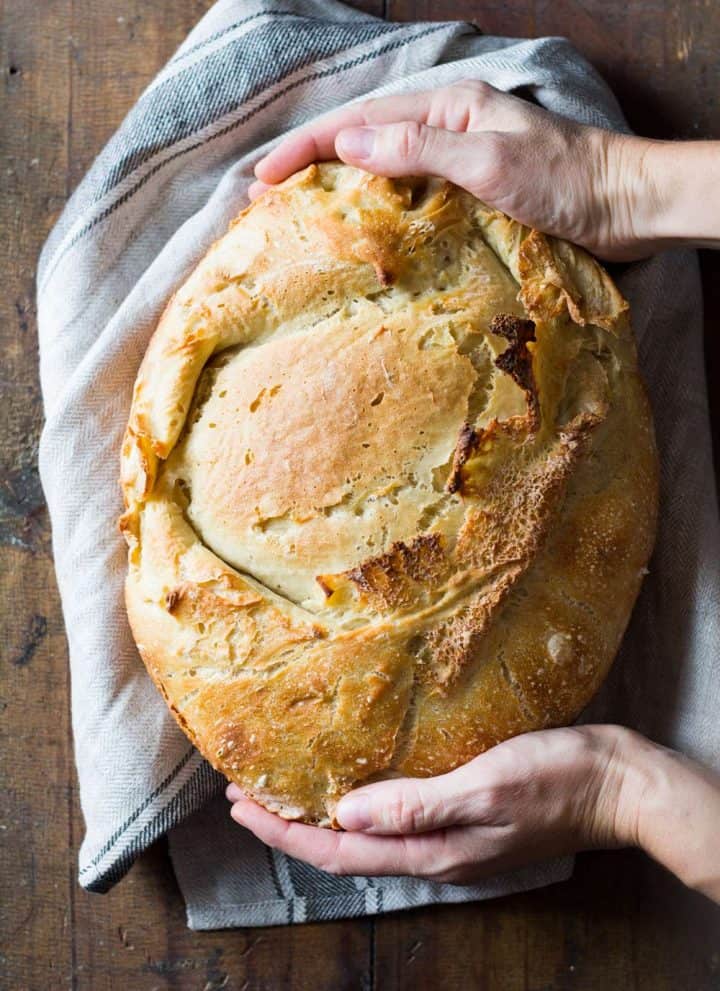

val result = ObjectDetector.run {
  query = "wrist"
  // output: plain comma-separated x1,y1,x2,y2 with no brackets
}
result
633,745,720,900
586,728,720,901
583,132,664,260
573,725,654,849
634,138,720,249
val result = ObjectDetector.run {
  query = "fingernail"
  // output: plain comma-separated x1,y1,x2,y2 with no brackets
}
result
336,127,376,161
336,793,373,830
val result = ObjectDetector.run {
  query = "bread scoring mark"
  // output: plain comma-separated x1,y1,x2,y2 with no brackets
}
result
489,312,539,428
458,407,604,569
409,568,519,690
446,415,531,497
499,655,538,723
318,532,448,612
445,313,539,496
445,421,477,495
415,405,608,690
387,663,422,771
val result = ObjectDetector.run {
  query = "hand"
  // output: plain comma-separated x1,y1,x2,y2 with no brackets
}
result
228,724,720,901
251,80,720,260
250,81,655,261
227,725,639,885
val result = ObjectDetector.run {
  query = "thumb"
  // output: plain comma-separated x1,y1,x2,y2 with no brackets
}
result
335,764,481,834
334,121,495,190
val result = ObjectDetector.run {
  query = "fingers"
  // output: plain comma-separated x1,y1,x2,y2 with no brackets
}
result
258,117,508,204
334,758,492,835
254,89,436,184
253,81,521,186
227,794,527,884
224,726,613,884
331,729,586,836
224,727,602,882
247,179,268,200
335,120,497,188
255,128,336,185
227,793,451,877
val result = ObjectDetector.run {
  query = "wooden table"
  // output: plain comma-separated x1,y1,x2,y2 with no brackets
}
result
2,2,719,988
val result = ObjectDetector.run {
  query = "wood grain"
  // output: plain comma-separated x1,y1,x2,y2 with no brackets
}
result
1,1,719,988
1,4,73,990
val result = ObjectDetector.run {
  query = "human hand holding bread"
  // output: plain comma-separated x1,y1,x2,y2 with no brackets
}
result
251,79,720,259
228,724,720,901
121,80,720,902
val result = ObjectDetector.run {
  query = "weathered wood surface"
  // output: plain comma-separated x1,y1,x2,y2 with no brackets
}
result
1,1,718,988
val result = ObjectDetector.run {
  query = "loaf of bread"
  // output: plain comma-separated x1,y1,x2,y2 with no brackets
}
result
120,163,658,825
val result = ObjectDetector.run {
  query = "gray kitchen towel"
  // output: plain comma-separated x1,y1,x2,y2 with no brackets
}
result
36,0,719,929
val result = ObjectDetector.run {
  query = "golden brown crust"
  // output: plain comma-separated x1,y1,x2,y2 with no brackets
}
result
120,164,658,824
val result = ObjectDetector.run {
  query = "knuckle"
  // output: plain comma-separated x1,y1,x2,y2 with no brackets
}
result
403,835,443,878
316,835,350,876
428,858,458,884
316,855,347,876
396,120,428,162
359,95,382,121
386,794,420,833
385,783,428,832
425,846,462,883
452,78,496,102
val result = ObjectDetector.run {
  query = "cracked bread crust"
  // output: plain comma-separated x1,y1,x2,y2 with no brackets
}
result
120,163,658,825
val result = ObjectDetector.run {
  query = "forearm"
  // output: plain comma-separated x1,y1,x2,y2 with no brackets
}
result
631,138,720,250
612,732,720,901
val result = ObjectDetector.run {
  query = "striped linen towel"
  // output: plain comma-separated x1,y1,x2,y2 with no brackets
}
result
37,0,719,929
